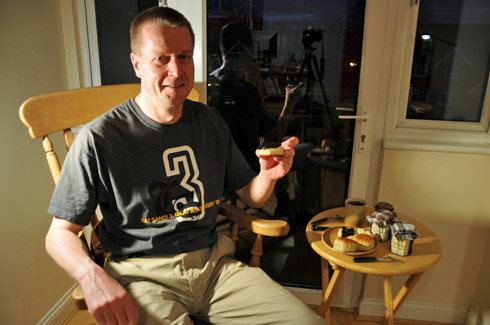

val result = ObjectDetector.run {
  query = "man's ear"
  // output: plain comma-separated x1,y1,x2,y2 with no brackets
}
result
130,52,142,78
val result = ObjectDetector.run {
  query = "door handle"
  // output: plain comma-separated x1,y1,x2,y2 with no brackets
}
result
338,114,369,121
337,112,369,153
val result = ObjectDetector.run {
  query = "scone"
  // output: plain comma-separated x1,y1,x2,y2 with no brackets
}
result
333,237,357,253
257,146,284,156
352,234,376,251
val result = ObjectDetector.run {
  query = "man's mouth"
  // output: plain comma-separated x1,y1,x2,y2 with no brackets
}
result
164,83,185,88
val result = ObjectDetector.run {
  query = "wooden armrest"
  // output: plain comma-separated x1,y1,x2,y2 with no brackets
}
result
218,203,289,237
72,284,87,310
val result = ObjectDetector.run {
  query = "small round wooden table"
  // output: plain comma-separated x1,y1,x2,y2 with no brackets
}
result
306,207,442,325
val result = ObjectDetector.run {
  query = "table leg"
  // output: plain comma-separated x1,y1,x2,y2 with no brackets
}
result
320,258,330,321
318,259,345,323
393,272,424,315
382,272,424,325
383,276,394,325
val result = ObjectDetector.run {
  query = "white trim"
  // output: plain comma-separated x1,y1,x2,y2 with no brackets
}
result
76,0,94,87
37,283,77,325
284,271,364,309
400,118,488,132
284,286,347,308
285,286,322,307
59,0,81,89
359,297,470,324
384,127,490,154
84,0,101,86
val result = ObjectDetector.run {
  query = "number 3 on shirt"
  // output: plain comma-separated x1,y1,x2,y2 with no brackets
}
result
163,146,205,222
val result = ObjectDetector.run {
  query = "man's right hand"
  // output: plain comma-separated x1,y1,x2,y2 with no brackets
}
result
45,217,139,324
76,263,139,325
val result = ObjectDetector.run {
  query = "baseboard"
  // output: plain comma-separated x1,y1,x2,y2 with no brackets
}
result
40,284,472,324
37,283,77,325
465,306,490,325
465,307,479,325
284,286,350,309
359,297,469,324
285,286,322,307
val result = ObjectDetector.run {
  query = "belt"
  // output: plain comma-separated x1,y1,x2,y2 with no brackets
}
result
111,251,148,259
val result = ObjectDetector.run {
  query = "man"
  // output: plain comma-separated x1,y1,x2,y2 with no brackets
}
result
45,7,323,325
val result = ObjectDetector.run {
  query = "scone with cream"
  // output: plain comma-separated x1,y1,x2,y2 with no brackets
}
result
352,234,376,251
333,237,357,253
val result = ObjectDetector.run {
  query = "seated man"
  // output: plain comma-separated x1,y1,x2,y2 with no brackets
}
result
45,6,323,325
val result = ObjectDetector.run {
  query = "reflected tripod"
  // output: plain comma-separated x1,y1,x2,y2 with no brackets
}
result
294,42,339,142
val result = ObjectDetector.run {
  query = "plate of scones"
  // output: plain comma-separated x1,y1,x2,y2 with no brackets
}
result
322,226,378,255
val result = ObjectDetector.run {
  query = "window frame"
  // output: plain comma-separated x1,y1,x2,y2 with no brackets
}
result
383,0,490,154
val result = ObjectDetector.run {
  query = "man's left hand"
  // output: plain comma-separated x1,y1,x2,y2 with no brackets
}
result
256,136,299,180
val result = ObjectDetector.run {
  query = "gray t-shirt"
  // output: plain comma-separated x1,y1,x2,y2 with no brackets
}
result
48,99,255,255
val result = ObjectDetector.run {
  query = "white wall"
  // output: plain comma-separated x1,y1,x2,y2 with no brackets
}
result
360,149,490,323
0,0,75,323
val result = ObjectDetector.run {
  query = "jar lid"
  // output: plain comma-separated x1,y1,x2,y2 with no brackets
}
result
367,210,397,225
391,221,418,240
375,201,394,211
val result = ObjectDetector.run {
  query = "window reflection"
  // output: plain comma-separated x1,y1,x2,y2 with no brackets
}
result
207,0,365,289
408,0,490,122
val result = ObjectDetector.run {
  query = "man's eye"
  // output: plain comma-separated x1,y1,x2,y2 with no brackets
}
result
154,57,169,63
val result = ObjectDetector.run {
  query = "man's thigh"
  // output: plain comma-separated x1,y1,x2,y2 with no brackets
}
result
126,279,193,325
201,258,324,325
104,254,196,325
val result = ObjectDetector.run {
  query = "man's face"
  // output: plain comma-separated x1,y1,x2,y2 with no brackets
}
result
131,24,194,110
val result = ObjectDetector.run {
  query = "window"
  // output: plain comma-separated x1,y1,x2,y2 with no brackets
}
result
407,0,490,125
384,0,490,154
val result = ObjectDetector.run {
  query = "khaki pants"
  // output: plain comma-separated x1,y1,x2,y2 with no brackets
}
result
105,235,323,325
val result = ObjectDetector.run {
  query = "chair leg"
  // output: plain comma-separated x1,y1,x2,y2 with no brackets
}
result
249,234,263,267
230,223,239,257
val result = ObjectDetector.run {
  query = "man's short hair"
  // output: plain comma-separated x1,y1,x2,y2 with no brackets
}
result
130,6,195,54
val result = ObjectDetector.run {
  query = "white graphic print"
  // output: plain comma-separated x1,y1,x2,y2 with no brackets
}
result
163,146,205,221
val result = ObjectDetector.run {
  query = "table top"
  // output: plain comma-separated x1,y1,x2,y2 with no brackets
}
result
306,207,442,276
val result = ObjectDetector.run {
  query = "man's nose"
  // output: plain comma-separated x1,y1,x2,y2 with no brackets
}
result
167,58,182,77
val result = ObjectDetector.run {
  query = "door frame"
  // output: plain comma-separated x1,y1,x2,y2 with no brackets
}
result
60,0,406,309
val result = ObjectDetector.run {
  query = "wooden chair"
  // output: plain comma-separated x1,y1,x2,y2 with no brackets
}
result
19,83,289,310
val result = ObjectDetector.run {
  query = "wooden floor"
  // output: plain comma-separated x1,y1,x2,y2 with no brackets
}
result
62,307,457,325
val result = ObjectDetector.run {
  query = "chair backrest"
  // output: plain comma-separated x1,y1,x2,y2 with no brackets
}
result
20,84,199,182
19,83,200,229
244,61,265,106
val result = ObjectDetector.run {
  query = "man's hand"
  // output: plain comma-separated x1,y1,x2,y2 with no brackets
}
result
256,136,299,180
284,82,304,107
75,263,138,325
45,217,139,324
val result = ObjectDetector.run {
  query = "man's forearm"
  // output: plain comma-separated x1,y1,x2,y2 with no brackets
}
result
45,217,101,283
236,172,276,208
